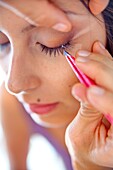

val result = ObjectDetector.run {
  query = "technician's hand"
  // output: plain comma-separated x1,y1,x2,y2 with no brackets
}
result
1,0,109,34
0,0,72,32
66,42,113,170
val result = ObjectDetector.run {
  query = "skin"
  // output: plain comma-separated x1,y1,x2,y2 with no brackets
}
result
0,0,112,170
67,43,113,170
0,85,31,170
89,0,110,15
1,0,110,32
0,1,106,126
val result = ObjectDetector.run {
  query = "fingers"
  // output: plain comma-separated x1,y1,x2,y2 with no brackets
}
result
72,83,87,103
76,42,113,90
87,85,113,125
74,41,113,126
89,0,110,15
1,0,72,32
77,41,112,66
70,83,103,135
92,41,112,60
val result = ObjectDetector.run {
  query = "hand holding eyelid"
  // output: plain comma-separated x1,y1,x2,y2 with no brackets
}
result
0,0,72,32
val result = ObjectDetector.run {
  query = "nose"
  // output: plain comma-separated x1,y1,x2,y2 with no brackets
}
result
6,52,41,94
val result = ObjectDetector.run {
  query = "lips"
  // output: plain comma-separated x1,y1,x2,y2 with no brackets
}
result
29,102,59,115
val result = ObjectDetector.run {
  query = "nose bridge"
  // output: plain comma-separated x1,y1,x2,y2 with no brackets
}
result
7,48,40,94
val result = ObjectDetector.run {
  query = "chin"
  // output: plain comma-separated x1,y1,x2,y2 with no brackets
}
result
30,113,71,128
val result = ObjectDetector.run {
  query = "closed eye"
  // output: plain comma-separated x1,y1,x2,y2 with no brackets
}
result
38,41,71,57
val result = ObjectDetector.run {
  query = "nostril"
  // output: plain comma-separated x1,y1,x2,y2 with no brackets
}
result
6,80,22,94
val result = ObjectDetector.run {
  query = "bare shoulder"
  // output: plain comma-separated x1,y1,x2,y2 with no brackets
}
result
0,83,31,132
0,83,21,110
0,84,32,170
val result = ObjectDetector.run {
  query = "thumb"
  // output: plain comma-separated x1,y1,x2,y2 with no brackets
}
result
1,0,72,32
70,84,103,134
92,41,112,59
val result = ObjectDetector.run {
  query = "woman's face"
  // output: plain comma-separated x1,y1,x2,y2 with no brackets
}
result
0,0,106,127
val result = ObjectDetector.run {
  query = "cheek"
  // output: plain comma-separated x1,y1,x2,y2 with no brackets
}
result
43,57,79,97
71,14,106,51
72,24,106,52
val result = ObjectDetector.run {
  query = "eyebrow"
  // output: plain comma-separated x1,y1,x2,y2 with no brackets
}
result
21,24,36,33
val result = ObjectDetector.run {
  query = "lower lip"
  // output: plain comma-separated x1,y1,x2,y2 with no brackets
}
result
29,102,59,115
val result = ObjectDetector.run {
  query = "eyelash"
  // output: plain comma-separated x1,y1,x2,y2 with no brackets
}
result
0,40,71,57
39,41,71,57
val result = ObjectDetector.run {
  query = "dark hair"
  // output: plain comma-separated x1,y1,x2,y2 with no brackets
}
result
102,1,113,55
80,0,113,56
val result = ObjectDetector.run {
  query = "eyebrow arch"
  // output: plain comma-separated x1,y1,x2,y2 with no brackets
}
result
21,24,36,33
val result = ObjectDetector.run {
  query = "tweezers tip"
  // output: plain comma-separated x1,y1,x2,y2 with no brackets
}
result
63,51,70,57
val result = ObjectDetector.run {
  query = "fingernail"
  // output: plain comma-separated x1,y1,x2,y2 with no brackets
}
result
76,50,91,62
77,50,91,57
76,56,89,62
52,23,70,32
98,42,105,50
89,86,105,95
72,90,82,102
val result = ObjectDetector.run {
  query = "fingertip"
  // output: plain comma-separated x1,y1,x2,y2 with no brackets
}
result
50,2,72,32
92,41,112,59
89,0,110,15
52,22,72,32
72,84,87,102
92,41,106,53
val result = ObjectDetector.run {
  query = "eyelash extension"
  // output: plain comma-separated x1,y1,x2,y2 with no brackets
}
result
0,40,73,57
39,41,71,57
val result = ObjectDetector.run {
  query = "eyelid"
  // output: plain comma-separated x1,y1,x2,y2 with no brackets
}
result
38,34,73,49
38,39,72,57
31,27,74,48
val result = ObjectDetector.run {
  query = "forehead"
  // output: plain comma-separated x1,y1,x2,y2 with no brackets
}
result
0,0,88,33
0,6,28,34
0,0,87,19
